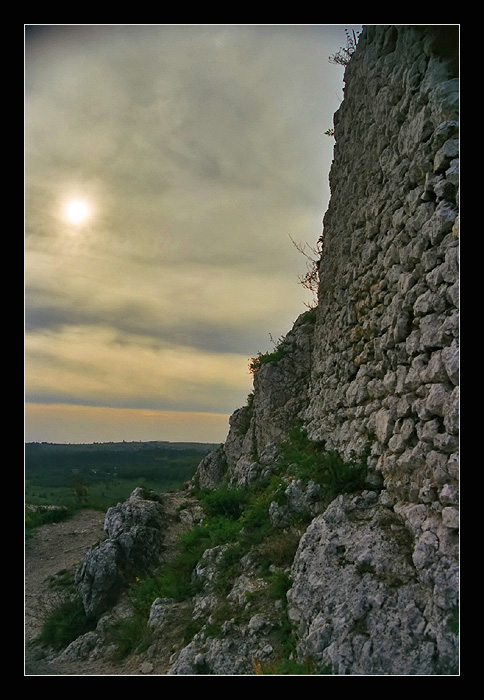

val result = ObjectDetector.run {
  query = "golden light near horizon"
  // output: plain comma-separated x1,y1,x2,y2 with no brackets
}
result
64,198,91,225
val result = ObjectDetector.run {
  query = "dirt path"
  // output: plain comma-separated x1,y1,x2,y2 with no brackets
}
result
25,492,201,675
25,509,107,674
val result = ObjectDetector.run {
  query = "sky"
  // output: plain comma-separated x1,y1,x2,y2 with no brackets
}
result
25,23,362,444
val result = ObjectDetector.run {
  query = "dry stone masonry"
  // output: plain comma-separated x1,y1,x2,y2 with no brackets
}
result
292,27,459,674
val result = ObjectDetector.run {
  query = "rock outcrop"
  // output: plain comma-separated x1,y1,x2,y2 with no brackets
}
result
195,310,316,490
76,488,166,618
287,492,457,675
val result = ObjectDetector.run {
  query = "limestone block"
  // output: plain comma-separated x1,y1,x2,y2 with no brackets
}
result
412,530,439,569
422,350,448,383
433,138,459,173
419,314,447,350
427,450,451,485
416,418,440,443
375,408,395,445
441,506,459,530
439,484,459,506
443,386,459,435
433,432,458,454
425,382,452,417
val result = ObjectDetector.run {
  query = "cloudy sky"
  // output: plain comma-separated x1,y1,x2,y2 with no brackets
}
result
25,24,362,444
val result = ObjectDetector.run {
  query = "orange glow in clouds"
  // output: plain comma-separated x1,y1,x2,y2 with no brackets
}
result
25,403,230,444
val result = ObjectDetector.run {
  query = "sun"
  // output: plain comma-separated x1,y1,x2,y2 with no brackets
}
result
64,199,91,225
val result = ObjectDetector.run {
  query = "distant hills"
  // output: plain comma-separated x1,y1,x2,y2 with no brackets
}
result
26,440,219,453
25,440,219,509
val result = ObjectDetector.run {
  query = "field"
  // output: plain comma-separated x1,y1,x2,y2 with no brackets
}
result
25,440,217,513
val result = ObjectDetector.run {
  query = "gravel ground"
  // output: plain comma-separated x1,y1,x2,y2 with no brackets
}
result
24,492,200,675
25,509,107,675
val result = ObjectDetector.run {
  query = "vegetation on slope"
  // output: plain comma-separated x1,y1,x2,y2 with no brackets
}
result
106,428,370,670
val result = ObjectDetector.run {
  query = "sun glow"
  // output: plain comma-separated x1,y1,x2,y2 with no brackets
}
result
64,199,91,225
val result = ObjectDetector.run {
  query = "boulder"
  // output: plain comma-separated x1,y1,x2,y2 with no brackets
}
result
75,488,166,618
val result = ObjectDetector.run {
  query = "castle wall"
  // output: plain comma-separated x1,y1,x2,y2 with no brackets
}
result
305,25,459,516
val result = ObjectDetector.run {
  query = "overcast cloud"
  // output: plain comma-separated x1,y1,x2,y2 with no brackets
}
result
25,24,361,443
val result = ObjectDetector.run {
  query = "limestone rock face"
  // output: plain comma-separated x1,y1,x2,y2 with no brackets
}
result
287,492,458,675
190,444,227,490
197,311,316,490
251,312,315,455
75,540,124,620
75,488,166,618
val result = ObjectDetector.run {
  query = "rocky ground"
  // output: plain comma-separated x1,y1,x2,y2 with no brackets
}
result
25,493,196,676
25,509,107,675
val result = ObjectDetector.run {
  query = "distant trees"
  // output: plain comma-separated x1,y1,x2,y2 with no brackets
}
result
25,443,207,502
71,475,89,504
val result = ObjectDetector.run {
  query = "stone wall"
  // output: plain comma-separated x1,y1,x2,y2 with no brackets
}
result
305,24,459,531
201,24,459,543
287,25,459,674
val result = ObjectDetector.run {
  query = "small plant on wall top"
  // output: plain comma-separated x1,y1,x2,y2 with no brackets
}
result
329,28,361,66
248,346,285,374
289,234,322,309
248,332,287,375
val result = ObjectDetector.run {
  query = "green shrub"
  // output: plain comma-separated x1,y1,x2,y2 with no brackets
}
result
258,530,301,572
239,489,273,543
278,424,369,501
325,445,370,498
111,614,152,661
248,347,285,374
200,485,248,519
268,569,293,602
39,595,96,650
128,575,167,615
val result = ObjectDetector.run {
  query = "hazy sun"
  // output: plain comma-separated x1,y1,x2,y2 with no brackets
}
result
65,199,91,225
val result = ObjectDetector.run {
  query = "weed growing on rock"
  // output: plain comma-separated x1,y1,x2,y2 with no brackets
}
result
329,28,361,66
110,613,153,661
248,346,285,374
278,423,370,502
39,595,96,651
289,235,322,307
